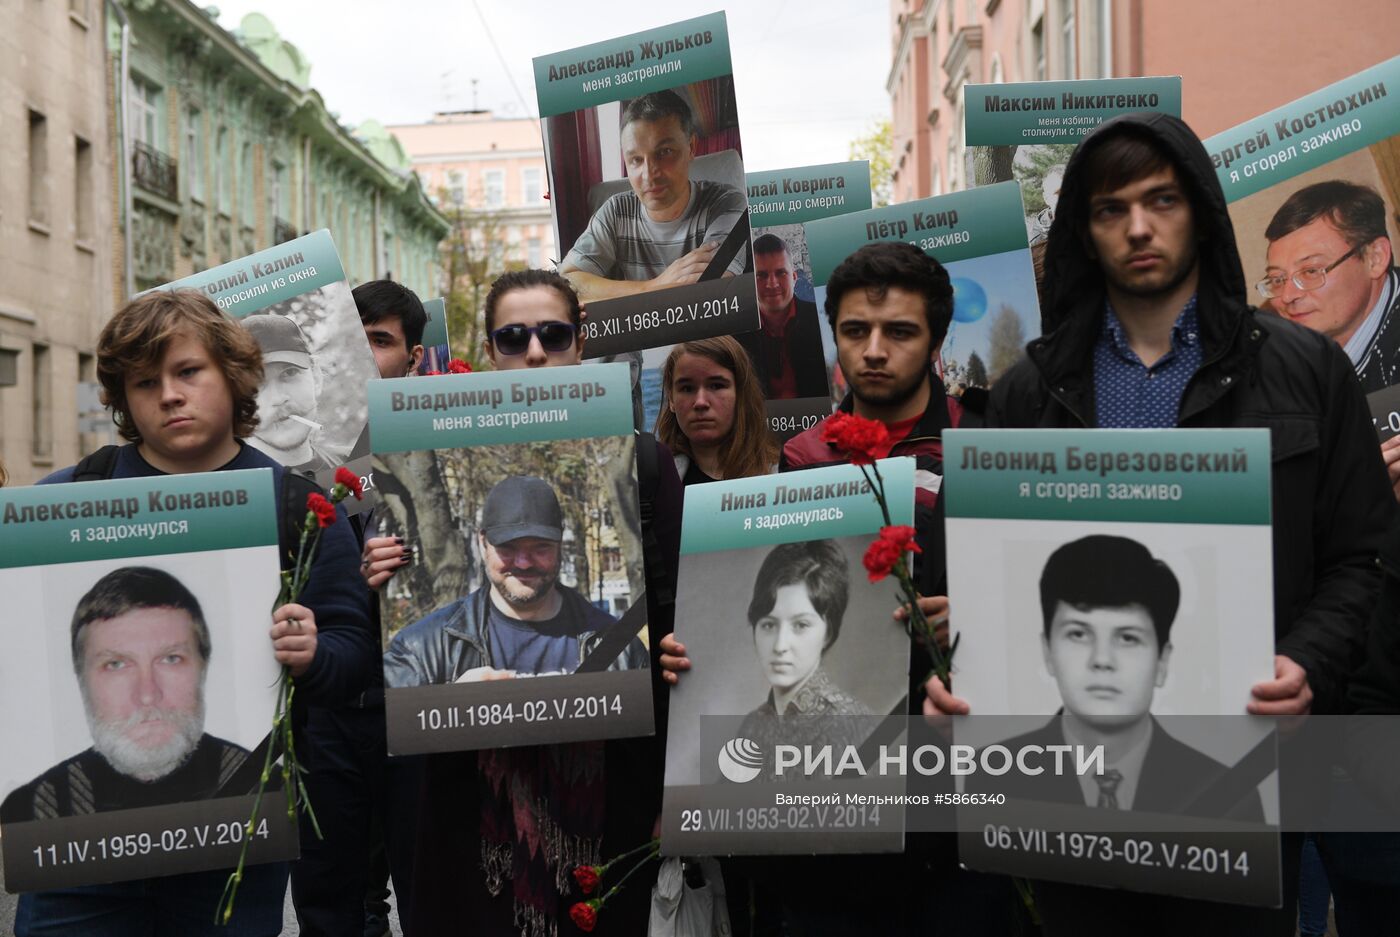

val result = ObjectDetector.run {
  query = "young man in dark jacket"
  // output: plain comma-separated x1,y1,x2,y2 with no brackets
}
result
15,289,374,937
925,112,1393,935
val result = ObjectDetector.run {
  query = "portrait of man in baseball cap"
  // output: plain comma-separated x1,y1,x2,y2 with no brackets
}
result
383,475,648,688
242,313,343,473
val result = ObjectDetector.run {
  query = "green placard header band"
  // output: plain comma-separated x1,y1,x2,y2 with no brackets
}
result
680,458,915,554
0,469,278,567
369,362,635,452
964,76,1182,145
153,229,347,318
1207,56,1400,204
533,12,732,117
806,180,1029,284
421,297,449,348
746,162,873,227
942,429,1271,525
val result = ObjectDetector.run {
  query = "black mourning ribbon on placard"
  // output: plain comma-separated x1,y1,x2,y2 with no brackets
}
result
1179,731,1276,820
576,591,649,674
699,211,752,281
217,731,283,798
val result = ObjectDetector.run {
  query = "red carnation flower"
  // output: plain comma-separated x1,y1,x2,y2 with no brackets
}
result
820,412,893,465
863,525,920,582
447,358,473,374
333,467,364,500
307,492,337,528
423,369,443,376
572,865,601,895
569,900,599,932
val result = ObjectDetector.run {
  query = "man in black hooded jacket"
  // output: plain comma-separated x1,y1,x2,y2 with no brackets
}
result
925,113,1393,934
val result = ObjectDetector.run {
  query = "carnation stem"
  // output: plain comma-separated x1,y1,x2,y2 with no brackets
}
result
598,837,662,877
219,486,348,922
1012,877,1041,925
598,842,661,908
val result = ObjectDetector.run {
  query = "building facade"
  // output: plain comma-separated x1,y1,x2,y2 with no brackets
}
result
109,2,446,302
0,0,115,486
888,0,1396,202
388,111,554,269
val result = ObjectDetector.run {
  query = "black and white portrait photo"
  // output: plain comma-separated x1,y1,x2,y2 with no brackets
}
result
665,535,910,786
965,535,1268,819
949,521,1278,822
240,279,378,477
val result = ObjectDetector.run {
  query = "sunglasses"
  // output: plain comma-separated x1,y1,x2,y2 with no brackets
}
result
489,322,578,356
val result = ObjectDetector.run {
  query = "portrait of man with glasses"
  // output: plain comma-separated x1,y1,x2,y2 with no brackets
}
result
1260,180,1400,391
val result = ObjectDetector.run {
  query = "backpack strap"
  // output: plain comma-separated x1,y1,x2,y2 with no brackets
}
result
635,432,673,607
71,445,122,482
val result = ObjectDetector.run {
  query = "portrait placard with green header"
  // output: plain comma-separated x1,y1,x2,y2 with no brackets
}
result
0,470,293,892
1205,57,1400,396
943,427,1280,908
732,161,874,444
663,458,916,856
416,297,454,375
535,13,759,357
371,362,654,753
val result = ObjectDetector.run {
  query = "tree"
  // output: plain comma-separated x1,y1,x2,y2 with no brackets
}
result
848,120,894,208
1017,143,1079,216
964,351,989,389
437,186,523,371
972,144,1016,188
987,304,1028,381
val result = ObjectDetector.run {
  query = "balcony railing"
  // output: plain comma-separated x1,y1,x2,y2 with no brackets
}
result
132,141,178,202
274,217,298,244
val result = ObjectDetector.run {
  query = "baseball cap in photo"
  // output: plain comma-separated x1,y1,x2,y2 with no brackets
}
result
481,476,564,545
243,314,312,368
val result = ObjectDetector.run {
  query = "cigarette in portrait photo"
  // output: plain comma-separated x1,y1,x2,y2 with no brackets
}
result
288,414,323,431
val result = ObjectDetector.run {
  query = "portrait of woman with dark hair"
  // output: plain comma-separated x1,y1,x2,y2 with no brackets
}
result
736,540,870,769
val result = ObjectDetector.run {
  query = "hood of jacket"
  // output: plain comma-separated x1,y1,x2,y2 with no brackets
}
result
1039,111,1249,339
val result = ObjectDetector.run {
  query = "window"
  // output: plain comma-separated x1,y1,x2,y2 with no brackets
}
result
128,77,160,149
74,136,93,241
239,142,254,223
382,231,393,278
448,170,465,205
522,167,542,204
603,547,623,573
69,0,90,22
1032,17,1046,81
946,134,960,192
29,109,48,227
527,237,542,268
1097,0,1113,77
271,160,287,220
185,107,204,202
484,170,504,208
31,344,51,459
1060,0,1077,79
214,127,230,213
